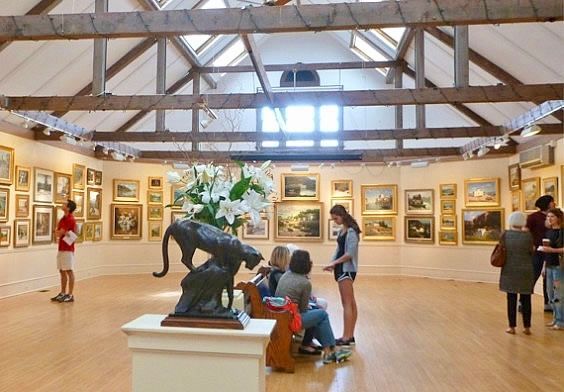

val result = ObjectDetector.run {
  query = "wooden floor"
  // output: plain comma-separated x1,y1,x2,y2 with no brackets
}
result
1,273,562,392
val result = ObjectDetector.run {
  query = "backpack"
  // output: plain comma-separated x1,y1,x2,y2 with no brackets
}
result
263,296,303,333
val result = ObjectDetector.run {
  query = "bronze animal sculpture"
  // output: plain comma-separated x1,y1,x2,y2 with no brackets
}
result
154,220,263,317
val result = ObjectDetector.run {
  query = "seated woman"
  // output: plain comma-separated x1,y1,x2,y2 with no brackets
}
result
268,246,290,295
275,249,352,364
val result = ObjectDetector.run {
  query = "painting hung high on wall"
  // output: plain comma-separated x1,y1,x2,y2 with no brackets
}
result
462,208,504,245
361,184,398,215
94,170,103,186
148,176,163,189
113,179,140,202
405,189,434,215
405,217,434,243
331,198,353,215
54,172,72,204
14,219,30,248
147,190,164,204
0,145,14,185
275,202,323,241
464,178,500,207
542,177,558,203
522,177,540,212
87,188,102,220
511,190,521,212
242,216,269,240
111,204,142,240
362,216,395,241
15,194,29,218
15,166,31,192
86,168,96,186
439,184,457,199
72,191,84,218
72,164,85,190
0,188,9,222
171,184,184,209
34,168,54,203
331,180,353,198
281,174,320,200
33,204,53,244
508,163,521,191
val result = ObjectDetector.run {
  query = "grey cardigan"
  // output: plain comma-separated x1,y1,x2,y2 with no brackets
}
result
332,227,359,273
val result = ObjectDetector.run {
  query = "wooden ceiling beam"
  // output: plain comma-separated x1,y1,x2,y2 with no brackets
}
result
242,34,274,103
196,60,397,74
1,1,561,41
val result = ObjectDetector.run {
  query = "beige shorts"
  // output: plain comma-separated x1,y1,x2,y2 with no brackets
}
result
57,251,75,271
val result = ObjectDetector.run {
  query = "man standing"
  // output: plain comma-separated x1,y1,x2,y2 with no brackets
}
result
526,195,555,311
51,199,77,303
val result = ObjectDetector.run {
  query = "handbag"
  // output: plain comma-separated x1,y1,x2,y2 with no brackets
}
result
490,232,507,268
263,296,303,333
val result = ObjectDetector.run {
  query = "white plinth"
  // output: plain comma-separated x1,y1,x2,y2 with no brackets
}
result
122,314,275,392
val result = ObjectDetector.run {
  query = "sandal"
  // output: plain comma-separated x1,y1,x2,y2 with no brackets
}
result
298,346,322,355
505,328,515,334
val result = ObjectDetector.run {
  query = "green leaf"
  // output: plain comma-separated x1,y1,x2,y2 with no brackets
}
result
230,176,251,201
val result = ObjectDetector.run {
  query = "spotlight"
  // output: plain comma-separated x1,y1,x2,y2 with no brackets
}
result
476,146,490,157
520,124,541,138
42,128,51,136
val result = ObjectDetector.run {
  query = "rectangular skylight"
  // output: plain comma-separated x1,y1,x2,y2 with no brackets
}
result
286,140,315,148
212,39,246,68
182,0,226,53
286,105,315,132
261,141,280,148
261,107,280,133
320,140,339,147
320,105,339,132
351,34,389,76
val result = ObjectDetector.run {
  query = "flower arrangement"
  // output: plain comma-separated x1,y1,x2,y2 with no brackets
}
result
167,161,274,234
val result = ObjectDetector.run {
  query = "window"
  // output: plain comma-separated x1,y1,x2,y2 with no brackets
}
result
182,0,226,54
350,33,390,76
212,39,246,68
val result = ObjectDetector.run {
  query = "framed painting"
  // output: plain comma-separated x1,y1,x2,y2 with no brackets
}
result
93,222,102,241
440,215,457,231
148,205,163,221
242,216,269,240
405,189,434,215
405,216,434,243
15,166,31,191
34,167,54,203
362,216,395,241
508,163,521,191
148,221,163,241
86,168,96,186
15,194,29,218
439,184,456,199
0,225,10,247
86,188,102,220
0,188,9,222
147,190,164,205
275,201,323,241
328,219,342,241
83,222,94,241
72,164,86,190
170,184,184,209
281,174,320,201
361,184,398,215
32,204,53,245
111,204,142,240
331,180,353,199
113,179,139,202
522,177,540,212
53,205,64,239
171,211,185,223
331,198,353,215
464,178,500,207
542,177,558,202
462,208,504,245
439,231,458,246
54,172,72,204
72,191,84,218
75,220,84,243
149,176,163,190
0,145,14,185
94,170,103,186
14,219,30,248
511,190,521,212
440,199,456,215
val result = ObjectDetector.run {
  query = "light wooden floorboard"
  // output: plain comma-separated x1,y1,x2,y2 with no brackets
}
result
1,274,562,392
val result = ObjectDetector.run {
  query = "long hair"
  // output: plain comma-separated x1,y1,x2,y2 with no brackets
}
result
330,204,361,235
547,208,564,229
269,246,290,270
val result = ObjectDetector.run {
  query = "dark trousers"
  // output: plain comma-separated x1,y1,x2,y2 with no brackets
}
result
532,251,549,305
508,293,531,328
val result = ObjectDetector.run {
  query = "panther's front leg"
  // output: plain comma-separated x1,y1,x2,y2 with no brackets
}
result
226,277,234,310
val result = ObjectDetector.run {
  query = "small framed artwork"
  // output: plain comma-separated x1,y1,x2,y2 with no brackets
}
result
440,215,457,230
461,208,504,245
281,174,320,201
15,166,31,192
328,219,342,241
0,145,15,185
94,170,103,186
93,222,102,241
0,225,10,247
113,179,140,202
72,164,86,190
242,216,270,240
438,231,458,246
33,204,54,245
361,184,398,215
171,211,185,223
440,199,456,215
522,177,540,212
331,198,353,215
404,216,434,244
511,190,521,212
405,189,434,215
72,191,84,218
149,176,163,190
148,205,164,221
53,205,64,238
34,167,54,203
111,204,142,240
542,177,558,202
15,194,29,218
464,178,500,207
86,188,102,220
508,163,521,191
439,184,456,199
86,168,96,186
275,201,323,241
0,188,9,222
331,180,353,198
75,220,84,243
171,184,184,209
54,172,72,204
362,216,395,241
83,222,94,241
148,221,163,241
14,219,30,248
147,190,164,205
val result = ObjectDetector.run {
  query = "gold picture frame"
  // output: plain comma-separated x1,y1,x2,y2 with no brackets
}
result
83,222,94,241
72,164,86,190
110,204,142,240
362,216,396,241
86,188,102,220
461,208,504,245
171,210,185,223
14,219,31,248
113,179,140,202
440,215,457,231
242,216,270,240
542,176,558,203
439,183,457,199
0,225,10,247
331,180,353,199
148,176,163,190
404,216,434,243
281,173,320,201
331,198,353,215
34,167,54,203
15,166,31,192
522,177,540,212
86,168,96,186
147,190,164,205
508,163,521,191
327,219,342,241
148,221,163,241
15,194,29,218
0,145,15,185
54,172,72,204
274,201,323,241
438,231,458,246
170,184,184,209
93,222,102,241
405,189,434,215
32,204,54,245
148,205,164,221
511,190,521,212
440,199,456,215
0,188,9,222
72,191,84,218
361,184,398,215
464,178,500,207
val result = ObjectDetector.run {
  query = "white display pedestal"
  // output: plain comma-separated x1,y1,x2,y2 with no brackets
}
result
122,314,275,392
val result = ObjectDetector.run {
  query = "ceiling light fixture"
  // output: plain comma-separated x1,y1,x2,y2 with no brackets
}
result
520,124,542,138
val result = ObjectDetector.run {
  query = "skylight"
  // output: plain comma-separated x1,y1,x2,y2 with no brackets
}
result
182,0,226,53
350,34,389,76
212,39,246,68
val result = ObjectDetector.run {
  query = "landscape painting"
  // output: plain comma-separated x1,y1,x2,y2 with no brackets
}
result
331,180,353,198
464,178,500,207
113,179,140,202
462,208,504,245
405,217,434,243
361,184,398,215
34,168,54,203
275,202,322,241
405,189,434,215
522,177,540,212
282,174,320,200
242,217,269,240
362,216,395,241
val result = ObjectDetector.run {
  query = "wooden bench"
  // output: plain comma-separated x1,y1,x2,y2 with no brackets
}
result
235,270,295,373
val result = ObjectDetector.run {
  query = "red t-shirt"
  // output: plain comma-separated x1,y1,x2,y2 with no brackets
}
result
526,211,547,247
57,213,77,252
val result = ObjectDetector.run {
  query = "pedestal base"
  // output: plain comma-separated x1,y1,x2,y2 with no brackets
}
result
161,311,250,329
122,314,276,392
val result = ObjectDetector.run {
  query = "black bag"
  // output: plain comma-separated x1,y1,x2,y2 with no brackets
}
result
490,232,506,268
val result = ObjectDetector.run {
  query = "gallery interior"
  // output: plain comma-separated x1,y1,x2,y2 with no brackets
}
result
0,0,562,391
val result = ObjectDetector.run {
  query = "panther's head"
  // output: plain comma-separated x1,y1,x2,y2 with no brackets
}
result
241,245,263,270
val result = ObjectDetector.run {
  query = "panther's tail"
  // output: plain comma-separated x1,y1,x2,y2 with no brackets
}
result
153,223,173,278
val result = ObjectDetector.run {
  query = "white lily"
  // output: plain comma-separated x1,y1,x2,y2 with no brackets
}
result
166,171,181,184
181,201,204,216
215,199,245,225
242,190,269,225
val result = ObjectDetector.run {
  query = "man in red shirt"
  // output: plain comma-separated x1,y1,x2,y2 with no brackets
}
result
51,199,77,303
